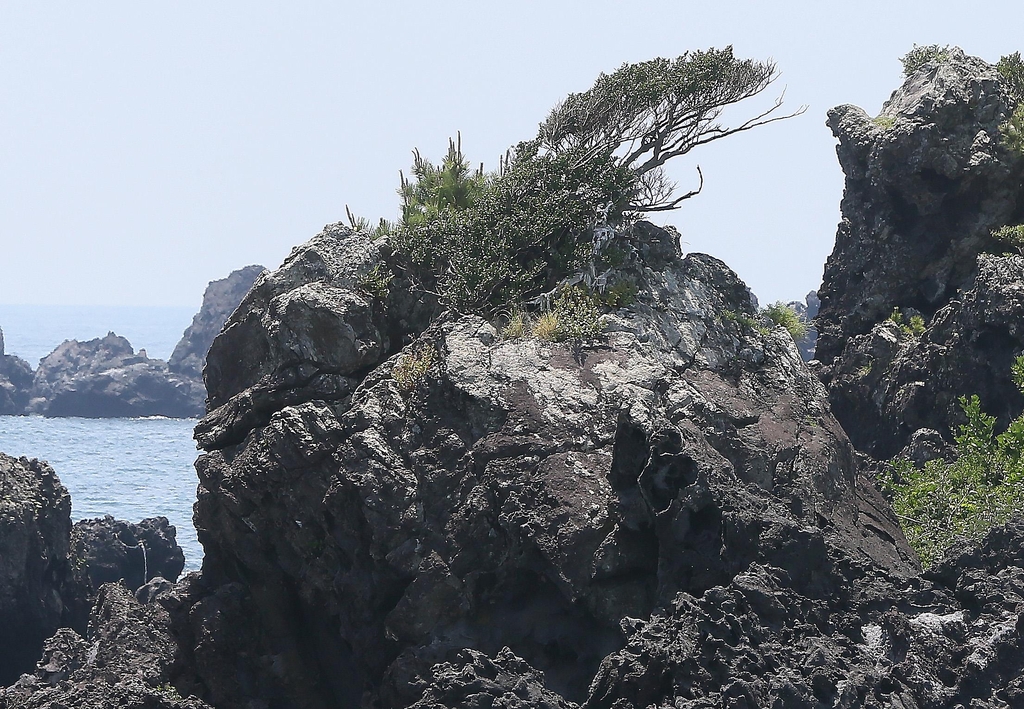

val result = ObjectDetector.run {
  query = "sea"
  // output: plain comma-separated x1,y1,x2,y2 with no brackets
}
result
0,304,204,571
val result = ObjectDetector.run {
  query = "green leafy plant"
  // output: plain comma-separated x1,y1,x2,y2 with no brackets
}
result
721,308,760,332
761,301,808,341
358,263,394,302
999,104,1024,156
997,51,1024,102
900,44,953,76
882,356,1024,567
993,224,1024,254
888,307,925,337
597,280,640,308
393,346,435,392
872,115,896,130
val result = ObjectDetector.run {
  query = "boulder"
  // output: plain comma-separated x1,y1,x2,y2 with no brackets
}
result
28,332,204,418
187,222,914,707
0,353,33,415
0,454,72,685
168,265,266,380
71,515,185,593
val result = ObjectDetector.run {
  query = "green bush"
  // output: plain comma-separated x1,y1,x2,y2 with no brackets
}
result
761,302,808,341
997,51,1024,102
888,307,925,337
393,346,435,392
882,356,1024,567
993,224,1024,253
900,44,953,76
1000,104,1024,156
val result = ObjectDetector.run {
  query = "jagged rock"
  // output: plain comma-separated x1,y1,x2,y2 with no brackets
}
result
1,582,211,708
585,520,1024,708
816,48,1024,368
71,515,185,593
189,222,914,708
28,332,204,418
0,454,72,685
169,265,266,380
0,354,32,416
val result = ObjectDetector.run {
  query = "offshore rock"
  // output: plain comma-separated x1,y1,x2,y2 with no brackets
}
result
0,454,72,686
0,326,33,415
816,48,1024,367
1,582,211,709
169,265,266,380
28,332,203,418
191,222,913,707
71,515,186,593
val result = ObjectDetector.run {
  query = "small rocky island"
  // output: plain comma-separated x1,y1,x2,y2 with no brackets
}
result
2,46,1024,708
0,265,264,418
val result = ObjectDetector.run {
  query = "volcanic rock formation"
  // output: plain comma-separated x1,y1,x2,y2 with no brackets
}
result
816,48,1024,457
0,328,33,415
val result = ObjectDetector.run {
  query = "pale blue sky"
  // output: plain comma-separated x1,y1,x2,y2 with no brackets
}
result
2,2,1022,307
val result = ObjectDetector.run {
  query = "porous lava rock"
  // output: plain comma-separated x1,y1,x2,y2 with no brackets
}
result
0,454,72,686
71,515,186,593
0,327,33,415
817,49,1024,457
28,332,204,418
187,222,915,707
1,581,211,709
169,265,266,380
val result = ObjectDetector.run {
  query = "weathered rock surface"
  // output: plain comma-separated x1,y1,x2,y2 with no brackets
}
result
1,582,211,709
186,222,914,707
169,265,265,380
28,332,204,418
0,327,33,415
816,48,1024,367
817,49,1024,457
71,515,186,594
0,454,72,686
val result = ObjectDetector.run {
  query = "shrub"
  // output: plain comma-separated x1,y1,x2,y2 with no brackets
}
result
761,302,808,341
997,51,1024,102
500,309,529,340
531,311,560,341
872,115,896,130
393,347,435,392
999,104,1024,156
597,280,640,308
358,263,394,302
551,287,603,342
888,307,925,337
882,356,1024,567
900,44,953,76
993,224,1024,254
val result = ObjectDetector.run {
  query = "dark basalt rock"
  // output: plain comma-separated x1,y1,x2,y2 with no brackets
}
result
185,222,914,708
0,454,72,686
71,515,185,593
169,265,266,380
28,332,204,418
0,327,33,415
817,49,1024,457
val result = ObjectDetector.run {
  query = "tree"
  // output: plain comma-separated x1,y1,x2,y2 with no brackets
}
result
538,46,805,211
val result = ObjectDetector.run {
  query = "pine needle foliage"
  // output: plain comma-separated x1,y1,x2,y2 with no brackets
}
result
883,356,1024,567
761,302,807,341
900,44,953,76
997,51,1024,103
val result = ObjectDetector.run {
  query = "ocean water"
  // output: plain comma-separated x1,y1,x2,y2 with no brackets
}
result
0,304,205,572
0,304,196,365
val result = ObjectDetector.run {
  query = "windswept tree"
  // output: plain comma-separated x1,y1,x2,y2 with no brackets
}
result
388,46,802,313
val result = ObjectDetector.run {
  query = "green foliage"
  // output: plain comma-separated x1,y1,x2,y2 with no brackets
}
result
997,51,1024,102
900,44,953,76
761,301,808,341
993,224,1024,254
721,308,759,331
596,280,640,308
888,307,925,337
393,346,435,392
872,115,896,130
883,356,1024,567
550,286,603,342
999,104,1024,156
389,49,800,315
358,263,394,302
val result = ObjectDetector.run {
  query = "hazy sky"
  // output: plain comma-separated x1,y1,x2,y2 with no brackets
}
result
2,2,1022,307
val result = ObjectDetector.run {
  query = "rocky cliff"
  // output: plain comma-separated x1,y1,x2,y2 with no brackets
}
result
0,328,33,415
169,265,265,380
817,48,1024,458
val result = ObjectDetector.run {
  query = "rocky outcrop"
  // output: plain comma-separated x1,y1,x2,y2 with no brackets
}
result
788,290,819,361
28,333,204,418
183,222,914,708
71,515,185,594
169,265,265,380
0,328,33,415
817,49,1024,456
816,48,1024,367
0,454,72,686
2,581,211,708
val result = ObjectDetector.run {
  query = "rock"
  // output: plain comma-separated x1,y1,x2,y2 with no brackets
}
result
71,515,185,593
586,520,1024,708
188,221,914,707
28,332,204,418
0,351,33,415
816,48,1024,368
0,454,72,685
1,582,211,708
168,265,266,380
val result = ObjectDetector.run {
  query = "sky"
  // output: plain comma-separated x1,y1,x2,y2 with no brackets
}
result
2,2,1022,308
